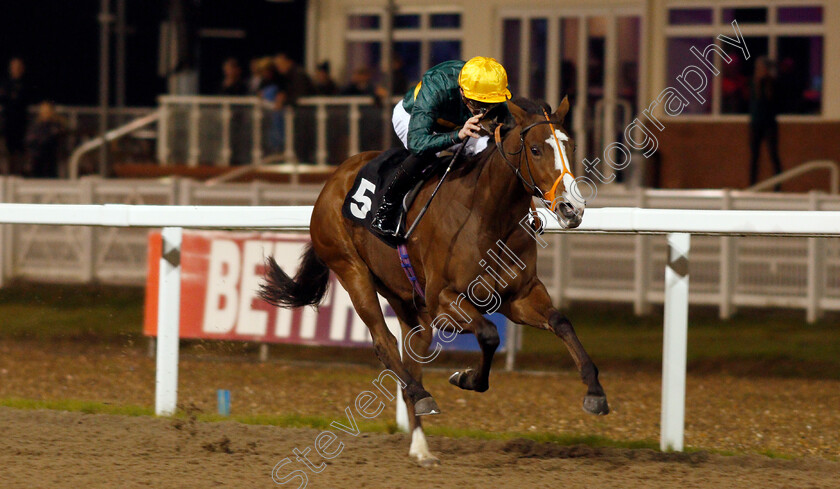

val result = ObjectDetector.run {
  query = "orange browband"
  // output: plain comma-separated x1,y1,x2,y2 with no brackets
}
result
541,109,573,211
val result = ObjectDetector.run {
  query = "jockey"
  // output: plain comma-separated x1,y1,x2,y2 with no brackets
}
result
370,56,512,239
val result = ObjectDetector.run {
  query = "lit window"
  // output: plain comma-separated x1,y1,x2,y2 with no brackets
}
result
777,6,823,24
430,14,461,29
394,14,420,29
668,8,713,25
666,37,714,115
665,4,824,116
722,7,767,24
347,15,380,30
344,10,463,90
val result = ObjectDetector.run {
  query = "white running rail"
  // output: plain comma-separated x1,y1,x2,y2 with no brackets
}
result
1,203,839,452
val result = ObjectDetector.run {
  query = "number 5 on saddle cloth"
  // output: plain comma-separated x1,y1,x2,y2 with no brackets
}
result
341,148,452,248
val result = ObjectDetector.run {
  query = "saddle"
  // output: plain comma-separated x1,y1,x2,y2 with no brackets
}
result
341,148,449,246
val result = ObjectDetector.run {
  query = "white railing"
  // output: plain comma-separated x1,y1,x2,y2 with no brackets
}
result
3,177,840,322
1,203,838,453
157,94,394,167
747,159,840,194
69,110,162,179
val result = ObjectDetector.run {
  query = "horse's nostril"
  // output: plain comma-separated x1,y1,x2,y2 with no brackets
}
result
559,202,577,218
555,202,583,229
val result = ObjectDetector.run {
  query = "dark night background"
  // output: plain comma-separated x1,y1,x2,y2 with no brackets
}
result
0,0,307,107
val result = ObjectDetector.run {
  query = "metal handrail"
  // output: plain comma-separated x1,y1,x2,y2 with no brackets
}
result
204,158,334,186
747,159,839,194
69,110,162,180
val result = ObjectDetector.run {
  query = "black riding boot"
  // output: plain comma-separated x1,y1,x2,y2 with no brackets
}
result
370,158,425,239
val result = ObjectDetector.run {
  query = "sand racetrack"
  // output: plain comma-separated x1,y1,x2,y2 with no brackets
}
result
2,407,837,489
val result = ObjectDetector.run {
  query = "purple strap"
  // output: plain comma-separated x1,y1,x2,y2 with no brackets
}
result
397,244,425,299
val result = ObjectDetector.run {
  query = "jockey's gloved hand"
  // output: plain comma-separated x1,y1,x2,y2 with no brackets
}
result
527,211,544,235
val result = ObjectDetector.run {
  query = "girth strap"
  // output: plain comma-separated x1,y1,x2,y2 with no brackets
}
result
397,244,425,299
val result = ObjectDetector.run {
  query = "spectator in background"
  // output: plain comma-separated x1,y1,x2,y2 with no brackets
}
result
0,58,32,175
749,57,783,188
256,58,284,153
312,61,337,96
219,58,247,95
340,67,378,96
273,53,313,106
248,57,266,94
775,58,800,114
26,101,66,178
389,56,409,95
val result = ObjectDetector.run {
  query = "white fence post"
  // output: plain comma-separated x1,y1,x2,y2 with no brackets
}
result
251,103,263,165
806,192,825,323
0,177,5,288
634,188,651,315
284,108,296,163
661,232,690,452
553,233,568,308
719,190,736,320
155,226,182,416
80,178,96,282
157,98,169,165
315,104,328,166
0,178,12,282
505,320,518,372
220,102,232,167
188,102,200,167
348,103,361,157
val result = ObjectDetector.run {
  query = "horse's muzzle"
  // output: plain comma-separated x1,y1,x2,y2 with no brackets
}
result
556,202,583,229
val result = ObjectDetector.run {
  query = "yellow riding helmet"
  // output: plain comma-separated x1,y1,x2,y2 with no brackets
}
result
458,56,512,104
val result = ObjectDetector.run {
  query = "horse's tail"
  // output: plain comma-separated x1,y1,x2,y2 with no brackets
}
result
259,243,330,308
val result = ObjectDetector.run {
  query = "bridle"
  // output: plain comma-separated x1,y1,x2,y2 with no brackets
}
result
493,109,573,211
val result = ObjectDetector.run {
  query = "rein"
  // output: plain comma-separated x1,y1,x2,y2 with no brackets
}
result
493,109,573,211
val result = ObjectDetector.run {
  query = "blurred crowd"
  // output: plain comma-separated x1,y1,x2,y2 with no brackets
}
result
0,58,67,178
220,53,407,100
218,53,408,153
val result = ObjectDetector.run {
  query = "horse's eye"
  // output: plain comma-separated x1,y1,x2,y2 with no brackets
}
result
530,145,541,156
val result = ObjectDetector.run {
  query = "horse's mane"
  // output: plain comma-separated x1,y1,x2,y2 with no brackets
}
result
510,96,552,115
460,96,560,166
499,96,556,134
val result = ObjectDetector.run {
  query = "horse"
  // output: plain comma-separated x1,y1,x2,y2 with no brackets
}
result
260,96,609,466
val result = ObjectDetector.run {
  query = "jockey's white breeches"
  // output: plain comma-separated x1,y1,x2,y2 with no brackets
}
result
391,101,489,156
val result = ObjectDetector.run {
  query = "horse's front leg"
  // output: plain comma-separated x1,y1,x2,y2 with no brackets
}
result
434,289,500,393
503,279,609,415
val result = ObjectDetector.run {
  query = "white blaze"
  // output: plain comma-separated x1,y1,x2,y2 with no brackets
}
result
546,130,570,172
545,130,585,211
563,173,586,210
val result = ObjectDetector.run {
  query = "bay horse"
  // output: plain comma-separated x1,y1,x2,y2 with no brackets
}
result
260,97,609,465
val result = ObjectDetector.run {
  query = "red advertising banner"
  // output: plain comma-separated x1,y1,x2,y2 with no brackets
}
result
144,231,382,347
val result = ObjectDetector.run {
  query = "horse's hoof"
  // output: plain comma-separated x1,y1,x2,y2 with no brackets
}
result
583,395,610,415
414,397,441,416
448,370,488,392
415,456,440,467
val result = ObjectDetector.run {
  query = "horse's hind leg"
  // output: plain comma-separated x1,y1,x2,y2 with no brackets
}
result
436,289,501,393
504,279,609,415
331,263,440,415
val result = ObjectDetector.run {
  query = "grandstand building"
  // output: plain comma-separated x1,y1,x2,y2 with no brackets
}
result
307,0,838,190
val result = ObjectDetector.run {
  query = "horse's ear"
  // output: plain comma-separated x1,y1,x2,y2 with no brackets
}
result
554,95,570,124
507,100,529,127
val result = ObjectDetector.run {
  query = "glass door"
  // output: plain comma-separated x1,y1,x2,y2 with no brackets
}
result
500,10,642,179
